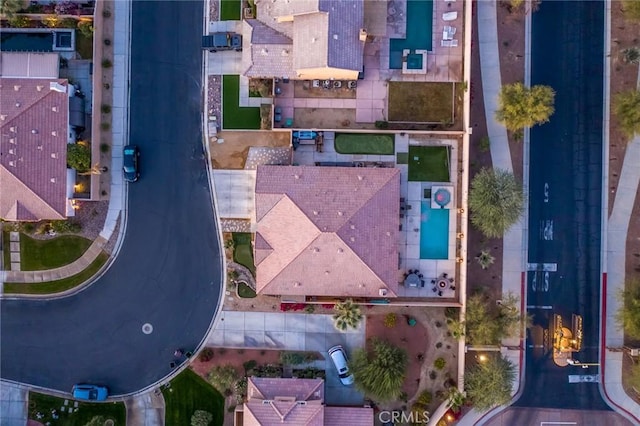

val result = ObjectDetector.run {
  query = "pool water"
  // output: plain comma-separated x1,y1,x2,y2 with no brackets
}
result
407,53,423,70
420,200,449,259
389,0,434,69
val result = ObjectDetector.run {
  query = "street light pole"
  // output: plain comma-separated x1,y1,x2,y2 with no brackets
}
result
567,358,599,368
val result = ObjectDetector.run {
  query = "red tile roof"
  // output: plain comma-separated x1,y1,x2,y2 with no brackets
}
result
324,406,374,425
254,165,400,297
0,78,69,221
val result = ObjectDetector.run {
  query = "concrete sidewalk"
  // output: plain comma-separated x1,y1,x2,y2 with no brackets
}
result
457,2,525,424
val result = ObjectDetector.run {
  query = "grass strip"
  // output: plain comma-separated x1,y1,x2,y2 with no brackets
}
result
163,369,224,426
3,252,109,295
20,234,92,271
334,133,395,155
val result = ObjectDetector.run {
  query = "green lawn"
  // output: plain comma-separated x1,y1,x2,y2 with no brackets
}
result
163,369,224,426
388,82,454,123
3,252,108,295
20,234,92,271
2,231,10,270
220,0,241,20
232,233,255,275
334,133,395,155
29,391,125,426
408,146,450,182
238,282,256,298
223,75,261,130
396,152,409,164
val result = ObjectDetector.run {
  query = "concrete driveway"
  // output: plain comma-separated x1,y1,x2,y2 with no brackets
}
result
0,381,27,426
207,311,365,405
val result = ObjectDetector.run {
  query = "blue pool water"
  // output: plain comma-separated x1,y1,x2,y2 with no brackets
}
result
406,53,423,69
389,0,434,69
420,201,449,259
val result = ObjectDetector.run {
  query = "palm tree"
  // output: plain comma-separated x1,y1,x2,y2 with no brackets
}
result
475,249,495,270
447,318,466,340
350,339,407,402
464,354,516,411
469,168,524,239
0,0,25,17
446,388,466,413
332,299,363,331
616,278,640,340
465,294,501,345
621,47,640,65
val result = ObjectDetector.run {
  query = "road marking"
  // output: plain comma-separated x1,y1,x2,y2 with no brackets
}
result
527,344,545,348
527,263,557,272
541,423,577,425
142,323,153,334
540,220,554,240
527,305,553,309
568,374,599,383
543,183,550,203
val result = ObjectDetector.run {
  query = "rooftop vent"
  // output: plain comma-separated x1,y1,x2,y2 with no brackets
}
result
36,85,44,92
312,247,320,253
0,114,6,120
261,48,269,55
9,126,16,132
9,149,15,155
337,211,343,216
311,37,317,43
357,175,363,181
52,106,58,112
293,282,301,287
50,178,56,183
31,129,38,134
337,248,343,253
51,153,58,159
379,289,388,296
333,34,339,40
13,85,21,91
281,49,289,56
386,231,391,236
9,161,16,167
350,224,355,230
9,138,16,144
313,210,318,215
51,131,57,136
15,102,21,108
49,82,66,93
359,28,367,42
350,236,355,242
294,174,299,179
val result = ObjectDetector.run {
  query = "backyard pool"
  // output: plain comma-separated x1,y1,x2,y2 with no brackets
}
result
390,0,434,69
0,29,75,52
420,200,449,259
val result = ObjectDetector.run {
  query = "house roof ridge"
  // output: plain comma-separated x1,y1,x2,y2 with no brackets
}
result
0,164,63,220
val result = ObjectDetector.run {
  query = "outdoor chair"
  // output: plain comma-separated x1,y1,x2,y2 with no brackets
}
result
347,80,357,89
275,107,282,114
275,114,282,123
333,81,342,89
284,118,293,128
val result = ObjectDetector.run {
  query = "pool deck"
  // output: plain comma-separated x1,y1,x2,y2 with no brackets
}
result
396,136,459,298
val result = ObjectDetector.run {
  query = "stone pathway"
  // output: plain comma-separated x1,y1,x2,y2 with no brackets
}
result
9,232,20,272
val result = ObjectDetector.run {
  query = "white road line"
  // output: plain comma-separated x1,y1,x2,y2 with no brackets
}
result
527,263,558,272
527,305,553,309
541,423,577,425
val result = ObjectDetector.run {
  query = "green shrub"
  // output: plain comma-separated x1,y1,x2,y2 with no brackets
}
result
101,59,113,68
242,360,257,372
102,9,112,18
207,365,239,394
416,390,432,406
67,142,91,171
198,347,214,362
434,357,446,370
279,351,316,365
100,143,110,153
293,367,325,379
479,136,490,153
60,18,77,28
50,220,81,234
101,122,111,131
304,304,315,314
384,313,397,328
101,104,112,114
8,15,30,28
77,20,94,37
190,410,213,426
42,16,60,28
375,120,389,129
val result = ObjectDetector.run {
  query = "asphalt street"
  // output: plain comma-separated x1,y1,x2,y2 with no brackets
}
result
515,0,608,410
0,1,223,395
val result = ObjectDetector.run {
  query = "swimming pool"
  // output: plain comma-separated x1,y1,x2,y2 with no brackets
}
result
389,0,434,69
420,200,449,259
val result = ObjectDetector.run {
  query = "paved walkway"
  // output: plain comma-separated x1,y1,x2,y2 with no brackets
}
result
457,2,524,424
9,232,20,271
125,390,165,426
0,381,28,426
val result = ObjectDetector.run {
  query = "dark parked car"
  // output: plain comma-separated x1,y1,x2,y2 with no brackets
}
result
72,384,108,401
122,145,140,182
202,32,242,52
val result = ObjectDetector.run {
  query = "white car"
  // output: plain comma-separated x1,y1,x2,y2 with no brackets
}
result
328,345,355,386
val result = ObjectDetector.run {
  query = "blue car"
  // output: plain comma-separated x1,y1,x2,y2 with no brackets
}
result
72,384,108,401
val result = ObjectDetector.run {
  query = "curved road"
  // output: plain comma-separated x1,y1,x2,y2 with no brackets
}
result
0,1,222,395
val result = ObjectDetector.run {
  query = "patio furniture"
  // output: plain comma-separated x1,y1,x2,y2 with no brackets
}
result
420,279,425,287
333,80,342,88
275,114,282,122
405,273,421,287
438,290,443,296
443,25,456,40
285,118,293,128
275,106,282,114
432,287,438,293
323,80,331,89
347,80,357,89
441,39,459,47
312,80,320,88
275,86,282,95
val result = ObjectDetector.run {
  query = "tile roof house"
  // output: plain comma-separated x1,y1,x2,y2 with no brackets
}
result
0,77,70,221
242,0,366,80
254,165,400,298
238,377,373,426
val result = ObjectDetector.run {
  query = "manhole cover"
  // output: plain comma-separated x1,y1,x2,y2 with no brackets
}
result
142,323,153,334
